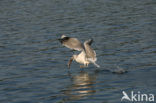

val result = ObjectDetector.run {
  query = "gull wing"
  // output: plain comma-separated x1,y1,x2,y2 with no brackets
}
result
59,37,83,51
84,39,100,67
84,39,96,61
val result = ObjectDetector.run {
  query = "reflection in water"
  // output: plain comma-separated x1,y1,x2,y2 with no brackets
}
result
62,71,96,101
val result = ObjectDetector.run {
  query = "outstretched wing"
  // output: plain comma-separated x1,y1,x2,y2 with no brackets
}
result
84,39,96,61
58,36,83,51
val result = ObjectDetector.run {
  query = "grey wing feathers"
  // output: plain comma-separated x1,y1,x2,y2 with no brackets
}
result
84,39,96,60
63,38,83,51
84,39,93,45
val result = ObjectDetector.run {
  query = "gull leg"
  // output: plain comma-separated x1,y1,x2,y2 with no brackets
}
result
86,63,89,67
80,65,86,68
68,57,73,69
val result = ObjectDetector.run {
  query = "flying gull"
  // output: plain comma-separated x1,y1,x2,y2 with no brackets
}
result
58,35,100,68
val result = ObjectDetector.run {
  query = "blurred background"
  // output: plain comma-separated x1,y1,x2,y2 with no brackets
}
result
0,0,156,103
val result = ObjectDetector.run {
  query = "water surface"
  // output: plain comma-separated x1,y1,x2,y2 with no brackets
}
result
0,0,156,103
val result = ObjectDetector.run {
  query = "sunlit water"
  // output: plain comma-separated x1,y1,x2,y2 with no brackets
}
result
0,0,156,103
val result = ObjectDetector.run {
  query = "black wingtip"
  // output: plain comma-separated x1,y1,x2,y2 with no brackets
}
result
87,38,93,45
58,37,70,43
90,38,93,42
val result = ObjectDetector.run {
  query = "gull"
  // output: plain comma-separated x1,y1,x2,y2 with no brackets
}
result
58,35,100,68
